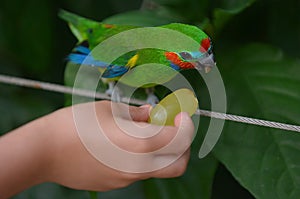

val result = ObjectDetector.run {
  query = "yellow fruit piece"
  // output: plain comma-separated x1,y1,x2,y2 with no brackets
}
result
148,88,198,126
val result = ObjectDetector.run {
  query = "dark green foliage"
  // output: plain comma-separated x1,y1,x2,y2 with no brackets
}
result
1,0,300,198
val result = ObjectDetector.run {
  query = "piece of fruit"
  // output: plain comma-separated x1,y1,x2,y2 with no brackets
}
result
148,88,198,126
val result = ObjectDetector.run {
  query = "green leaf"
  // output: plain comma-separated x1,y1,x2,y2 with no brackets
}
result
212,0,256,33
0,0,53,74
213,43,300,198
151,0,210,24
264,0,300,58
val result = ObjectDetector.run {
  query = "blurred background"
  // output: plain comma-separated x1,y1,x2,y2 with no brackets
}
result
1,0,300,198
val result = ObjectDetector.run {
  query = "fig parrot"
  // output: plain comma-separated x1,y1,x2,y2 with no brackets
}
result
59,10,216,104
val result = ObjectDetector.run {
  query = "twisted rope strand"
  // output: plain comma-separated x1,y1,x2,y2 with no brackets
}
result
1,74,300,133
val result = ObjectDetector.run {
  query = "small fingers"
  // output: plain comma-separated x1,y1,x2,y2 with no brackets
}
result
129,148,191,181
152,112,194,156
109,111,194,156
140,112,194,177
94,102,194,177
151,148,191,178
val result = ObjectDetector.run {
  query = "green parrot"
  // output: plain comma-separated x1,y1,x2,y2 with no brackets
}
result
59,10,216,104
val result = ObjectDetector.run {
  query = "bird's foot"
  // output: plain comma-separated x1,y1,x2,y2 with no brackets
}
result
146,93,159,107
111,86,122,102
145,88,159,106
105,82,122,102
105,82,115,96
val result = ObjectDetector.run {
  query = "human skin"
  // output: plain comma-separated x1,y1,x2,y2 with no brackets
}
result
0,100,194,199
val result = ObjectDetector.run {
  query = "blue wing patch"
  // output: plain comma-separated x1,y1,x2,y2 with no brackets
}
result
102,65,129,78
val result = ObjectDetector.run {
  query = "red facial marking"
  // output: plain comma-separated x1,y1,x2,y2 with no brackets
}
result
165,52,194,69
200,37,210,52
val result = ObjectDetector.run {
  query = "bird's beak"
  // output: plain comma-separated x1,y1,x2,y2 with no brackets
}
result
194,53,216,73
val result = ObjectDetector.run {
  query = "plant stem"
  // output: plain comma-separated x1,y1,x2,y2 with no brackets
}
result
89,191,98,199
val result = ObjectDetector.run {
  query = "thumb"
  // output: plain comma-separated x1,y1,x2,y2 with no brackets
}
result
129,104,151,122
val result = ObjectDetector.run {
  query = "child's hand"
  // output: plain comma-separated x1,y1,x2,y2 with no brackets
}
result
0,100,195,198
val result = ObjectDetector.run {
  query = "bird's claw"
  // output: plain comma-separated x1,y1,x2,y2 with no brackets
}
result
105,82,122,102
111,86,122,102
146,93,159,107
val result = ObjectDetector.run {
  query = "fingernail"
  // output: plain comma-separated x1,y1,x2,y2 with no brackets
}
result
174,112,190,125
180,112,190,119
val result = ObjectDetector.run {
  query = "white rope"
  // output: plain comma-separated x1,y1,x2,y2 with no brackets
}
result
1,73,300,133
0,74,145,105
197,109,300,133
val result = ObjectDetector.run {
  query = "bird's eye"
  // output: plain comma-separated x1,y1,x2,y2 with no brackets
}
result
87,28,93,34
179,52,193,60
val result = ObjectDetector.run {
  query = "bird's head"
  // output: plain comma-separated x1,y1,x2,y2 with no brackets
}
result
164,23,216,73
